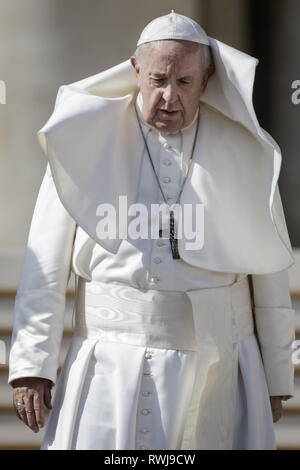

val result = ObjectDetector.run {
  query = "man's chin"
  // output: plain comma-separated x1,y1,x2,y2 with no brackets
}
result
153,119,183,134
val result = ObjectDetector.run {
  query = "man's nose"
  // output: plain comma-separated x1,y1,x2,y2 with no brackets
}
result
162,84,178,106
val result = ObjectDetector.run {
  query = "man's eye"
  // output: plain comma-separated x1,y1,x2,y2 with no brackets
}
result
179,79,191,85
151,78,164,85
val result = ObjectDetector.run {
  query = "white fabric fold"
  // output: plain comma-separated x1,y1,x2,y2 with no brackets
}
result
8,168,77,384
254,307,295,397
250,271,295,398
182,276,254,449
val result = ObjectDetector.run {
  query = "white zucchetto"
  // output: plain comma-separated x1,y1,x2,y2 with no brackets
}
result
137,10,210,46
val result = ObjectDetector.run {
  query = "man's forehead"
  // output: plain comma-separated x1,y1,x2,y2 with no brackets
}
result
141,40,203,69
140,40,203,64
143,39,202,54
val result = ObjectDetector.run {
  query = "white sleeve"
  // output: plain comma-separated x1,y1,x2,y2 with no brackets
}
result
8,164,77,385
251,269,295,399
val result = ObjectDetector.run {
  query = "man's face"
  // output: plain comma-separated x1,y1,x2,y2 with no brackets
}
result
131,40,210,134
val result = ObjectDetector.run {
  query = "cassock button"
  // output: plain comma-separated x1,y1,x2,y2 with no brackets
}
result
142,391,151,397
156,241,165,247
163,159,172,166
140,445,149,450
145,352,152,359
163,176,171,183
150,276,160,283
140,428,149,434
141,409,150,415
153,257,162,264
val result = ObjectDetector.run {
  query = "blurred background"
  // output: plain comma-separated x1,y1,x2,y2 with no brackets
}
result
0,0,299,450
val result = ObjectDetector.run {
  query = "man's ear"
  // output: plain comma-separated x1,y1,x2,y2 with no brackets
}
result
201,65,215,93
130,56,140,76
130,56,141,88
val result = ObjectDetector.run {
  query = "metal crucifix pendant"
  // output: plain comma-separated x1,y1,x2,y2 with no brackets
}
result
159,210,180,260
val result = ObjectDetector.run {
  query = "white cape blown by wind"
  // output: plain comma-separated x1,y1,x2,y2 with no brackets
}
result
37,37,294,274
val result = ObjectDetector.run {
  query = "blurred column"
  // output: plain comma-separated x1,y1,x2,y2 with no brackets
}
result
201,0,251,51
250,0,300,247
0,0,63,289
267,0,300,247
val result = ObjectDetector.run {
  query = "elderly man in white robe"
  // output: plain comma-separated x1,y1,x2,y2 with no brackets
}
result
9,12,295,450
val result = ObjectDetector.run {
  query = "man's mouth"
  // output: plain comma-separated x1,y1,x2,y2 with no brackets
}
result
157,109,181,119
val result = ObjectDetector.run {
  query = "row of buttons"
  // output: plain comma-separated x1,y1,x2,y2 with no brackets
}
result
150,276,160,283
148,128,179,152
148,133,180,287
137,349,154,450
149,221,169,284
148,127,176,150
160,136,180,188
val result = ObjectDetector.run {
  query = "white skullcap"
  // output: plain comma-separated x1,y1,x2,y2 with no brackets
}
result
137,10,210,47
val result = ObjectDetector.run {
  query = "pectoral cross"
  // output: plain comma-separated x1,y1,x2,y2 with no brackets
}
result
159,210,180,259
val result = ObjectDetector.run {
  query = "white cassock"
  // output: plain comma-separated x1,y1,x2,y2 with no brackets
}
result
8,37,296,450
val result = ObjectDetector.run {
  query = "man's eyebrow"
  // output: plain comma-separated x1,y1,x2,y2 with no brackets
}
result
148,73,194,80
149,73,166,78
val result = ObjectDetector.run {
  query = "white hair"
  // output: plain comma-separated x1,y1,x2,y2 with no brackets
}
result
133,41,213,72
